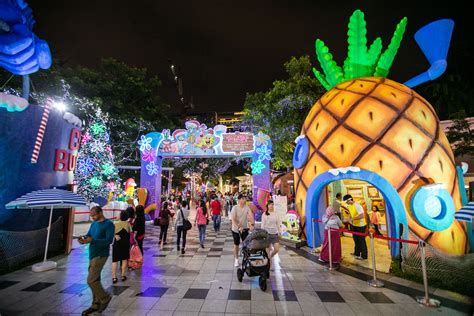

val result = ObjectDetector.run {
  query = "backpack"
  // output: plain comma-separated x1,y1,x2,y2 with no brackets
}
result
180,208,192,231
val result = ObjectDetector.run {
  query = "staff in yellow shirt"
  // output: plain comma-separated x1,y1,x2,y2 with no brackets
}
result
343,194,368,260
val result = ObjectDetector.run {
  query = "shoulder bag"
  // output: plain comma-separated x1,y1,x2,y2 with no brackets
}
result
180,207,192,231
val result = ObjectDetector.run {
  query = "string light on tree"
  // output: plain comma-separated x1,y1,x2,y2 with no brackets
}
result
101,163,115,176
81,132,92,144
77,157,94,174
89,177,102,188
90,122,106,135
75,108,121,202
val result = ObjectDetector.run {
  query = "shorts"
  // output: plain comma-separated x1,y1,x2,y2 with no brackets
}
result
268,233,279,244
232,229,249,246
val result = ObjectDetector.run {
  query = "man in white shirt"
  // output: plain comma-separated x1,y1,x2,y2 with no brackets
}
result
230,194,254,267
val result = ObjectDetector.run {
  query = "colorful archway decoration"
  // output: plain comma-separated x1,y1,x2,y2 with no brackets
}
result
138,121,272,216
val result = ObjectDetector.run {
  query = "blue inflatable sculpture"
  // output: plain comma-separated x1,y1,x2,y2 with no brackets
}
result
0,0,51,75
0,0,52,99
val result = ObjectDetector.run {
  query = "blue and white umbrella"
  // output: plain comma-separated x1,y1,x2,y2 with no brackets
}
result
6,188,86,209
455,201,474,222
5,188,87,272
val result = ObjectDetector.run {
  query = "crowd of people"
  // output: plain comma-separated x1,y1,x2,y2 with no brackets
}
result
79,190,284,315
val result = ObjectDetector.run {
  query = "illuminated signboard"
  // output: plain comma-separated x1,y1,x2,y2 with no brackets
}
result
222,133,254,154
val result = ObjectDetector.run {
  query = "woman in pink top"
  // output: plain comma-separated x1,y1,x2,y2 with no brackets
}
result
370,206,382,236
194,200,209,248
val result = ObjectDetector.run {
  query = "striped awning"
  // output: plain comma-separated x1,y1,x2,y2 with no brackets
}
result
455,201,474,222
5,188,87,209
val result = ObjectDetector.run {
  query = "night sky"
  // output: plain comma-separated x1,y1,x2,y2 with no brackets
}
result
29,0,471,113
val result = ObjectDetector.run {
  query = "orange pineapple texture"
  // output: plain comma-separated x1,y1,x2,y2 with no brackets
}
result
295,77,467,255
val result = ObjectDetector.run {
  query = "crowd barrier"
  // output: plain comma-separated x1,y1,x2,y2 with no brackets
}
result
311,218,440,308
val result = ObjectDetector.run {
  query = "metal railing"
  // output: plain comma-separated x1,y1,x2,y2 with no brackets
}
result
312,218,440,307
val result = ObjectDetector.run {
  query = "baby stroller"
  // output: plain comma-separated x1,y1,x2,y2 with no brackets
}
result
236,229,270,291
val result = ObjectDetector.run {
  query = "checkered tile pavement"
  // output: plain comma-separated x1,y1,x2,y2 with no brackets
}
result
0,209,469,315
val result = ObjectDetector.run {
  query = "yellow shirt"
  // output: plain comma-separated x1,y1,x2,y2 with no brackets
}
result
348,204,366,227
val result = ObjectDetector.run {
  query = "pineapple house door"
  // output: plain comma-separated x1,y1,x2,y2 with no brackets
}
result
305,168,409,258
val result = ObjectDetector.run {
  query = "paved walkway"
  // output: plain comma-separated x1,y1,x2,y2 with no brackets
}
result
0,208,470,315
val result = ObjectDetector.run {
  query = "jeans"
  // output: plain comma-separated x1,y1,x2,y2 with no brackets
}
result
212,215,221,232
352,225,368,259
176,225,187,248
198,224,206,245
87,256,110,309
160,224,169,242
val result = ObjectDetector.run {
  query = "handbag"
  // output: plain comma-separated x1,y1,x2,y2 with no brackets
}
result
128,244,143,269
154,217,161,226
180,207,192,231
129,231,136,245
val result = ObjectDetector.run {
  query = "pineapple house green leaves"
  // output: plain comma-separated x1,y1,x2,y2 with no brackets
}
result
313,9,408,90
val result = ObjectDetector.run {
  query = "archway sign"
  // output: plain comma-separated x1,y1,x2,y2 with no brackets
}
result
138,120,272,216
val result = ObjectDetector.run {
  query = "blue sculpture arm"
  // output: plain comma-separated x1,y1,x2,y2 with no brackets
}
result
404,19,454,88
0,0,52,75
404,60,447,88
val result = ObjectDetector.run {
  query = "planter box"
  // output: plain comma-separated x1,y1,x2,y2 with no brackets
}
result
279,237,307,249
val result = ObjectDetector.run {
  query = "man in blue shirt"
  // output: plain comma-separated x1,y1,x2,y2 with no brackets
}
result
79,206,115,315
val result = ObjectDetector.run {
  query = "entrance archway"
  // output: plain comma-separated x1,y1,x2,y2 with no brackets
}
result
305,168,408,257
137,121,272,217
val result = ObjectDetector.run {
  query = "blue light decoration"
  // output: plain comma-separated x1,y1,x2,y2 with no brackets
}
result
76,157,94,175
256,145,271,161
138,135,153,153
0,0,52,99
146,161,159,176
410,184,455,231
293,136,309,169
251,159,265,174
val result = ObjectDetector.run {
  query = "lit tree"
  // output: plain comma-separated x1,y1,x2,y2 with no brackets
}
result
76,108,121,202
241,56,325,169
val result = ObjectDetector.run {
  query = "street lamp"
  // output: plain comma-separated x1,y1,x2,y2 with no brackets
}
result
52,101,67,112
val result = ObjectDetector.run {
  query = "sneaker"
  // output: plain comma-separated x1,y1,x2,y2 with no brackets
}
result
177,246,180,251
234,258,239,267
355,256,366,261
181,248,185,254
97,295,112,313
200,244,204,249
81,307,98,315
318,257,326,263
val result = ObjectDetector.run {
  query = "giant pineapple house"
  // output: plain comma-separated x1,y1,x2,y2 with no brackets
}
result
293,10,472,277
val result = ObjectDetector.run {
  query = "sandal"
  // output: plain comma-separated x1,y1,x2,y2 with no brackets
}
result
112,278,118,284
121,275,127,282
